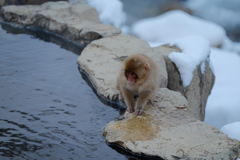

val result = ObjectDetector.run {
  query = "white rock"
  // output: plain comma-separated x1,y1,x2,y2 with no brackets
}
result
103,88,240,160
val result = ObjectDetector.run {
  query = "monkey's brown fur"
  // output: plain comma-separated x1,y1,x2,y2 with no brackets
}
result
116,54,160,115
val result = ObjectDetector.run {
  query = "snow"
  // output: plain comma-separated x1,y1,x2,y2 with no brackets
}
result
186,0,240,32
167,35,210,88
86,0,126,29
132,10,226,47
221,121,240,141
205,48,240,129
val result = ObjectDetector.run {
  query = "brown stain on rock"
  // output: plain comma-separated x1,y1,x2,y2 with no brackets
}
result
116,114,159,142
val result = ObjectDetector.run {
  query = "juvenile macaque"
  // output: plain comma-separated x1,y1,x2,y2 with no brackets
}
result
116,54,160,116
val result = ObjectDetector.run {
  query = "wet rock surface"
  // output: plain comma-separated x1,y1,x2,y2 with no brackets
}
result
1,1,121,44
0,0,68,6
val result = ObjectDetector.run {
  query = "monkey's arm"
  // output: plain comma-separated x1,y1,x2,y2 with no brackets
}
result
135,90,154,115
121,88,135,113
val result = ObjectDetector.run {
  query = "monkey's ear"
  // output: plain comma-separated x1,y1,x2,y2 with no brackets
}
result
144,63,150,71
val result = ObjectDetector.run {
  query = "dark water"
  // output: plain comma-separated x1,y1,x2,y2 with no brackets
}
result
0,24,132,160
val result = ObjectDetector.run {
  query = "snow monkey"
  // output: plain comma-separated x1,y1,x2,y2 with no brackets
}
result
116,54,160,116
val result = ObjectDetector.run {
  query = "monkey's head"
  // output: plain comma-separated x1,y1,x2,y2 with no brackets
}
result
123,55,150,84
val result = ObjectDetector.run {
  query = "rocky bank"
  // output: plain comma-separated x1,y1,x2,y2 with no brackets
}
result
1,1,239,159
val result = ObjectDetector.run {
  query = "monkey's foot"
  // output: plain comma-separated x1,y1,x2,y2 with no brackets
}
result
118,94,123,101
134,109,143,116
128,108,135,113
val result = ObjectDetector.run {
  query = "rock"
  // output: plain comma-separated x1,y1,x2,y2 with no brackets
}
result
77,34,168,100
103,88,240,160
78,36,236,158
80,23,121,40
0,0,4,7
1,1,121,44
78,36,214,121
0,0,68,6
1,2,238,159
155,45,215,121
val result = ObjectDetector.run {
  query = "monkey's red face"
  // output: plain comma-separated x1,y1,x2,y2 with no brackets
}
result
125,70,138,84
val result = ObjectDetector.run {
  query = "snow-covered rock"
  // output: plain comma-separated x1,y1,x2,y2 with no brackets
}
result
154,36,215,121
167,35,211,88
132,10,226,48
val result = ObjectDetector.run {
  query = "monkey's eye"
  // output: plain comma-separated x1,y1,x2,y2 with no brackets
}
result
125,70,131,76
125,70,138,79
134,73,138,79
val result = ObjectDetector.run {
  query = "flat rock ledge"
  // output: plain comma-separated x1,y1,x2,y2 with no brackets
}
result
103,88,239,160
78,34,168,100
78,33,214,121
1,2,239,159
0,1,121,44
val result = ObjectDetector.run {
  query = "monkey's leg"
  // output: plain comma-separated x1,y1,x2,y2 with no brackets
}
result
121,88,135,113
118,92,123,101
135,91,153,116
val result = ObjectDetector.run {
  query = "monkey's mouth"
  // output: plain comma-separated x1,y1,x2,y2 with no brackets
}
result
125,70,138,84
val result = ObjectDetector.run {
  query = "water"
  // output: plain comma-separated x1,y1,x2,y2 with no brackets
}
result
0,24,132,160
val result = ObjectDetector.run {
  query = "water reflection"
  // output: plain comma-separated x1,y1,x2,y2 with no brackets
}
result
0,24,124,160
1,22,85,55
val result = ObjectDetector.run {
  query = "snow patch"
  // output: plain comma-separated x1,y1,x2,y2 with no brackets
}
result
205,48,240,128
167,35,210,88
132,10,226,47
221,121,240,141
186,0,240,32
86,0,126,29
